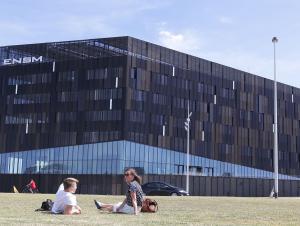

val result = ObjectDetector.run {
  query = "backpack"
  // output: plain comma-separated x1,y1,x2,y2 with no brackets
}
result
35,199,54,211
141,198,158,213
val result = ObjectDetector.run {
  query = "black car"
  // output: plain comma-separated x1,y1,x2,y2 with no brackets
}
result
142,182,189,196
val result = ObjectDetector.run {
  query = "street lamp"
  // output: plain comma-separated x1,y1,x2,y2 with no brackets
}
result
272,36,279,198
184,101,192,194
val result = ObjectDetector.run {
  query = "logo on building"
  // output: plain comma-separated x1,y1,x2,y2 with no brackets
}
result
3,56,43,65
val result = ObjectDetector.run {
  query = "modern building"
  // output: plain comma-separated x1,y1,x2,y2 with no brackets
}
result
0,36,300,196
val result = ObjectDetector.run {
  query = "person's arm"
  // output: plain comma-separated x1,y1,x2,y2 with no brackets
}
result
63,194,80,215
64,205,75,215
130,191,138,215
74,205,81,214
63,205,81,215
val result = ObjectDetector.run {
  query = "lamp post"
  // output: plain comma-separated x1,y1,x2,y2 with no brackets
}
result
184,101,192,194
272,36,279,198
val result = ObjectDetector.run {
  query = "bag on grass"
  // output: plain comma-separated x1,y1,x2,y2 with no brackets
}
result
35,199,54,211
141,198,158,213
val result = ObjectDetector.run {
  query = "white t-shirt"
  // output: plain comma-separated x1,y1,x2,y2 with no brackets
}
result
51,190,77,214
56,183,64,194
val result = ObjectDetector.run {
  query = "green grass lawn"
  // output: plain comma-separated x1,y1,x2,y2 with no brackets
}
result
0,193,300,225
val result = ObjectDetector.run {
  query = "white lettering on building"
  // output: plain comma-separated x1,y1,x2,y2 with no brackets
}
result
3,56,43,65
3,59,11,64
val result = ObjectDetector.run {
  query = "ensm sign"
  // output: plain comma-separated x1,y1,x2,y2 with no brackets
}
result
3,56,43,65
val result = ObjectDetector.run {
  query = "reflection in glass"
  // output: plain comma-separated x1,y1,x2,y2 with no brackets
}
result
0,140,299,180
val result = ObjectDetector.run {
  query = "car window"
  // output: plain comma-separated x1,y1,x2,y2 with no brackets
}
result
158,183,169,188
145,183,159,188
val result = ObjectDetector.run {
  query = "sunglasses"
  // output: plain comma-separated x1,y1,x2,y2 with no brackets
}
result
124,173,131,177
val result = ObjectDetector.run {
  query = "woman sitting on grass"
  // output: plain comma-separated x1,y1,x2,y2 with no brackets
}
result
94,168,144,215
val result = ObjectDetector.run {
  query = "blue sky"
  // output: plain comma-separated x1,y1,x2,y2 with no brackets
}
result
1,0,299,87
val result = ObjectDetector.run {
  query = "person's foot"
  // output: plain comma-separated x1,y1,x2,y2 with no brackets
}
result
94,200,103,209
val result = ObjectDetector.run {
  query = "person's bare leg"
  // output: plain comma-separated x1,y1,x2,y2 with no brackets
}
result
100,204,113,212
94,200,114,212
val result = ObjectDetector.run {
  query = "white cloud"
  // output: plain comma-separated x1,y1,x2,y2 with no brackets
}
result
159,31,184,45
158,30,203,56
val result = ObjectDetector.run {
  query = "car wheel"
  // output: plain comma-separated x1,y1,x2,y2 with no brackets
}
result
171,192,178,196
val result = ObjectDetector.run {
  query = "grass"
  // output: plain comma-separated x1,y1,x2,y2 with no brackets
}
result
0,193,300,225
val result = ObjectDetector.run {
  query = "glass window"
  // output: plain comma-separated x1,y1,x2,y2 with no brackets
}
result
0,154,2,173
101,160,107,174
107,142,112,159
124,141,130,161
82,160,88,174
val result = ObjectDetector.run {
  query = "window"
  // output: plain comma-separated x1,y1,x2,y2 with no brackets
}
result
152,93,167,105
152,73,169,86
58,71,77,81
83,132,99,143
129,111,145,123
145,182,159,189
221,88,229,99
57,92,78,102
85,110,121,121
86,68,112,80
87,89,122,100
7,93,50,104
8,73,52,85
132,90,146,101
197,82,204,93
151,114,166,125
5,113,49,124
56,112,77,122
131,67,137,79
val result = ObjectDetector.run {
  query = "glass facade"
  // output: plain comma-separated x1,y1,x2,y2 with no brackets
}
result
0,140,298,180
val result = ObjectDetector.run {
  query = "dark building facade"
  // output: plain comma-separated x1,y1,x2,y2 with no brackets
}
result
0,36,300,196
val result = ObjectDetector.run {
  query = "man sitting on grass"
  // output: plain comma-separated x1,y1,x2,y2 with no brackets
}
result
51,178,81,215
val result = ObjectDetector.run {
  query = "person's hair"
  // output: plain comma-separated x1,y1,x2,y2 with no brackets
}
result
63,177,79,190
125,168,142,184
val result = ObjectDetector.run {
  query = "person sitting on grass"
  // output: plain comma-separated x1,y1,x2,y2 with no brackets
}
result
94,168,144,215
26,179,39,193
51,177,81,215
